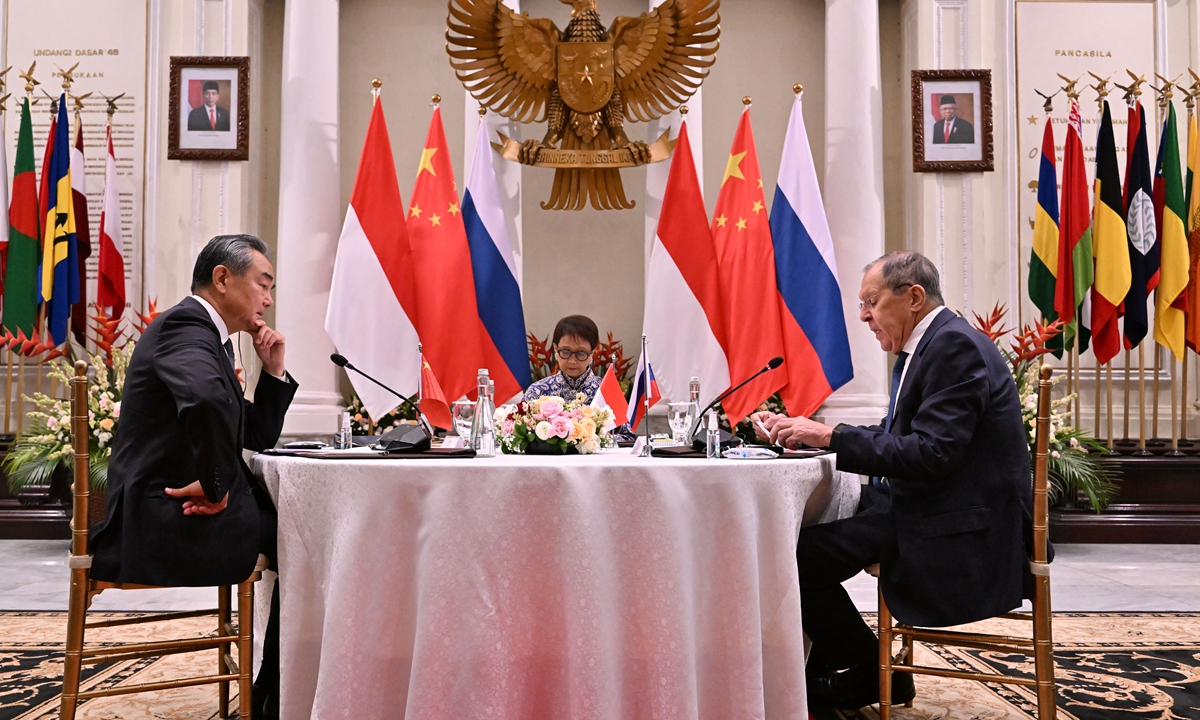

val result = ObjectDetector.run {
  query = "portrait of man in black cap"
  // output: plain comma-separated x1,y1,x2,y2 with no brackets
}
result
931,94,974,144
188,80,231,132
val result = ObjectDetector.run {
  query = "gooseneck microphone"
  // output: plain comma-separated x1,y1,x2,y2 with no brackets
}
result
688,356,785,442
330,353,433,450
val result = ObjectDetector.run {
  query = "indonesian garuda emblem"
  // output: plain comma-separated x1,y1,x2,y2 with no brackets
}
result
447,0,720,210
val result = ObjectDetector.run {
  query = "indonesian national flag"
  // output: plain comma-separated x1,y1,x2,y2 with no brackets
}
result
325,96,421,420
95,125,127,318
590,364,629,428
710,106,785,424
642,119,731,413
420,355,453,430
70,120,92,344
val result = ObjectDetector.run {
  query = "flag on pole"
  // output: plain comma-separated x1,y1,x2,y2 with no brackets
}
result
770,91,853,417
39,95,79,347
590,364,629,428
710,105,785,424
408,105,499,403
462,116,530,396
419,354,453,430
1185,105,1200,352
1029,118,1059,328
1153,100,1189,360
95,124,126,318
0,112,9,296
1091,99,1131,364
642,118,730,410
1055,99,1094,352
627,346,661,432
1124,101,1156,349
2,98,39,336
325,95,421,420
70,119,92,345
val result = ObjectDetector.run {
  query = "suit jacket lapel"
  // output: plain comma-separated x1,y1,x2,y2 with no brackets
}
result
893,308,955,426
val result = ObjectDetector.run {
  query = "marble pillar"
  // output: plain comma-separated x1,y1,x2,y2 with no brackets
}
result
819,0,891,427
274,0,343,435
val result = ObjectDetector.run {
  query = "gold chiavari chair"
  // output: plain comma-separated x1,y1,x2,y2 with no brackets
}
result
874,364,1057,719
60,361,267,719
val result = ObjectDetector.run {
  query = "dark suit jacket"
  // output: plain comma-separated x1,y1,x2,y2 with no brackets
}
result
90,297,296,587
187,104,230,132
932,118,974,144
831,310,1031,627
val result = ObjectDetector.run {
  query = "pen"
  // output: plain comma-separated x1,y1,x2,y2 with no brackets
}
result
755,419,770,440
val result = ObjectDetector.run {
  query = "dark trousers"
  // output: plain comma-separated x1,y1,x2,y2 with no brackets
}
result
255,504,280,716
797,485,894,675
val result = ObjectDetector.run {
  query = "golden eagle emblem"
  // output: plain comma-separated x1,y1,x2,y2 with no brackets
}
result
447,0,720,210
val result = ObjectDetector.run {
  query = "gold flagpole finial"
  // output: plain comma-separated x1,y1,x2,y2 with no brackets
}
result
0,94,10,115
478,104,487,117
40,89,58,114
793,83,803,95
1088,72,1112,111
1034,88,1058,115
100,92,125,120
19,62,38,98
742,96,752,106
431,94,442,105
0,67,11,95
1057,74,1083,102
72,91,92,115
371,78,381,102
1125,70,1147,100
680,105,689,117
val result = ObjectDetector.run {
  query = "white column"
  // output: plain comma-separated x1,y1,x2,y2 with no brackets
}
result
274,0,343,435
819,0,890,427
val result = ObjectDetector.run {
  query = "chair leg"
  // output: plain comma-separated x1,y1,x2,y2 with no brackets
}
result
59,569,89,720
878,584,893,720
218,585,232,718
1032,574,1057,719
238,578,255,719
902,631,914,707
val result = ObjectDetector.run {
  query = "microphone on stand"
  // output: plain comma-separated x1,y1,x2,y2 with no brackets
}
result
689,356,784,450
330,353,432,452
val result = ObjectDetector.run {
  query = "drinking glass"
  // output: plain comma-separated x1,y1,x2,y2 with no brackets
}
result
668,402,692,445
451,400,476,446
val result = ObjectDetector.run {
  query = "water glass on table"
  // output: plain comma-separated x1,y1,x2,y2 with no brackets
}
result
451,400,476,447
668,402,692,446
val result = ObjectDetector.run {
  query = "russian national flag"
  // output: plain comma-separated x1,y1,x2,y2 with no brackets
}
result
325,95,421,420
590,364,628,428
769,92,853,417
463,116,530,396
627,345,661,432
642,118,731,411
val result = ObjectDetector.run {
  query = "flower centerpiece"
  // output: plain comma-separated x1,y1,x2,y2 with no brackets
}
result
494,394,615,454
972,304,1118,512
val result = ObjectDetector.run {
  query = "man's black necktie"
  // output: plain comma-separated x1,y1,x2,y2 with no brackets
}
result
223,339,235,369
871,350,909,489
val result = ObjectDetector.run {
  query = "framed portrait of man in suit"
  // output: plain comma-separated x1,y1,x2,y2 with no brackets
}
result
168,56,250,161
911,69,994,172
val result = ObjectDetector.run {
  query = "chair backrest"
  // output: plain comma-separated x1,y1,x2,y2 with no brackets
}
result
1030,364,1053,566
70,361,90,555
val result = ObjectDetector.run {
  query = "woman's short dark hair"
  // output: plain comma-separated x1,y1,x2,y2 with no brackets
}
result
191,234,271,292
552,315,599,350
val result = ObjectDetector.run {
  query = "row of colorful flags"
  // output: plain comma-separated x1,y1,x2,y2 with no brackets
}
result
1029,90,1198,365
327,92,855,430
0,94,127,350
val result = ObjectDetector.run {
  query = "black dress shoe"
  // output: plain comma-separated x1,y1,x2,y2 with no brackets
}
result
807,662,915,710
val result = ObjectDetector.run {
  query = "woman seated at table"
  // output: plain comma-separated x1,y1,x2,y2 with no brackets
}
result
524,315,602,403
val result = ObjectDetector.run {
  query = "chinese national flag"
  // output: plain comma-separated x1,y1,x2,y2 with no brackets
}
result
407,107,518,403
420,356,453,430
710,106,786,424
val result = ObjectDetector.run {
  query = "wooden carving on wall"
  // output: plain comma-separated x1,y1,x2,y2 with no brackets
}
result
447,0,720,210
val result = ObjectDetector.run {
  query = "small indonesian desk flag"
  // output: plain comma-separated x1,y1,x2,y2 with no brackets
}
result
420,356,453,430
590,364,629,428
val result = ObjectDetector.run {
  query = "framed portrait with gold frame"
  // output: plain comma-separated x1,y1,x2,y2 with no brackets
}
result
911,69,994,172
167,56,250,161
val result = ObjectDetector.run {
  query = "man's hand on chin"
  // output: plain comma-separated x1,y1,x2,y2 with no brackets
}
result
769,416,834,450
165,480,229,515
252,320,286,377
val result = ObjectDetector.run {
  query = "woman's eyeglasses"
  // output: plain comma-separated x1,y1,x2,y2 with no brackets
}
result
556,349,593,362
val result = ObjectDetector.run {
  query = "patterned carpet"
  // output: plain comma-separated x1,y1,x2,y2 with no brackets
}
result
1,611,1197,719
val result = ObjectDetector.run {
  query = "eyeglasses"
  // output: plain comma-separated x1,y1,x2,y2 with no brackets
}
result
858,284,913,311
556,348,593,362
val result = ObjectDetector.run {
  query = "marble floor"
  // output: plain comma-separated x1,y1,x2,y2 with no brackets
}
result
0,539,1197,612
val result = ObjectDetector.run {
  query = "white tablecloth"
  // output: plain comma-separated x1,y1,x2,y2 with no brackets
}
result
255,449,860,720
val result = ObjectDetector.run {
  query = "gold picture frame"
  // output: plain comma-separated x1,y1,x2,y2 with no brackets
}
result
911,69,994,173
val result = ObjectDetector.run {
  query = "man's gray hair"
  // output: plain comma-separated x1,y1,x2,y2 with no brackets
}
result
190,234,271,292
863,251,944,306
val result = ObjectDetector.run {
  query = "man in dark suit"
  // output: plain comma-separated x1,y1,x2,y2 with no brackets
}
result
931,94,974,144
754,251,1033,711
91,234,296,719
187,80,231,131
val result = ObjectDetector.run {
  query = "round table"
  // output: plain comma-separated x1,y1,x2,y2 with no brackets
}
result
255,449,860,720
